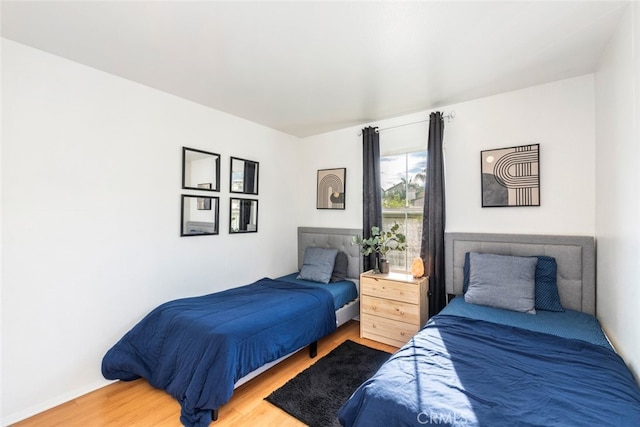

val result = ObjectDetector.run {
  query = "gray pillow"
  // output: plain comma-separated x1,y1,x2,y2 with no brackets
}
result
465,252,537,314
331,251,349,282
297,247,339,284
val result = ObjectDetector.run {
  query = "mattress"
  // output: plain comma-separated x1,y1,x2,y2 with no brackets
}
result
276,272,358,310
442,295,612,348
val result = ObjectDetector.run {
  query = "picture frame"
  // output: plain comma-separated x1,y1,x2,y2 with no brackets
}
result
197,198,211,210
181,147,220,192
317,168,346,210
230,157,259,195
180,195,219,236
481,144,540,207
197,183,212,210
229,198,259,233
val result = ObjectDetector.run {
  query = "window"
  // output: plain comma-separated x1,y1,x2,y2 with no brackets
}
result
380,150,427,271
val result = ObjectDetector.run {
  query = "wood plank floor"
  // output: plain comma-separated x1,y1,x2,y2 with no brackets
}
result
13,320,397,427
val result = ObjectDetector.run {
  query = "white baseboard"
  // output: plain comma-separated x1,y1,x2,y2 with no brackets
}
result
2,379,114,426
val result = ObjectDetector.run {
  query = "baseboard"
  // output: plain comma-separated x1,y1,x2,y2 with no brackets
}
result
1,379,114,426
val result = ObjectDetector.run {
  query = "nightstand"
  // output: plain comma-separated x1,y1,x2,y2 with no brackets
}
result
359,270,429,347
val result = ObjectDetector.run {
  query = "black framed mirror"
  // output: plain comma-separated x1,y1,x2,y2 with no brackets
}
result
181,195,219,236
230,157,259,195
182,147,220,192
229,198,258,233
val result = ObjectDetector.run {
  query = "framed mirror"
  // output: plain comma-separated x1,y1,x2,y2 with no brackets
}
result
182,147,220,192
181,195,219,236
230,157,259,195
229,198,258,233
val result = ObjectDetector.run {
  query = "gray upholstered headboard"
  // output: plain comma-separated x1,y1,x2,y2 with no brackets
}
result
445,233,596,315
298,227,363,281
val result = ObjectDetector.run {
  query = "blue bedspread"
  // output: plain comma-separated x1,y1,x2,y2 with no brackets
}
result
339,315,640,426
102,278,336,427
276,273,358,310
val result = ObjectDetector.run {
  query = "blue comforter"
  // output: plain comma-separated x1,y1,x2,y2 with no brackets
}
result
339,315,640,426
102,278,336,427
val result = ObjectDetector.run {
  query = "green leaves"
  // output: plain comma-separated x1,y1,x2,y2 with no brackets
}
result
352,222,407,256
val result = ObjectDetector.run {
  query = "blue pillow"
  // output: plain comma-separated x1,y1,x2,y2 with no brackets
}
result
463,252,564,312
534,256,564,312
463,252,471,292
330,251,349,282
465,253,537,313
297,247,338,284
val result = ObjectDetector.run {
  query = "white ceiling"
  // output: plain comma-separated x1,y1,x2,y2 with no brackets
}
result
1,1,629,137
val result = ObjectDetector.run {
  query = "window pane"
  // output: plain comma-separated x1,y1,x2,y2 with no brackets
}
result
380,150,426,271
381,154,406,209
382,212,423,271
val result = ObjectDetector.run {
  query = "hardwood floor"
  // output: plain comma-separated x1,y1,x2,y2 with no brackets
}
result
13,320,397,427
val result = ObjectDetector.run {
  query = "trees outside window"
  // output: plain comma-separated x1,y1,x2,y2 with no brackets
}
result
380,151,426,271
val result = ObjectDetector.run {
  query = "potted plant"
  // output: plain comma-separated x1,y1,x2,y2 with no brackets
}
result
353,222,407,273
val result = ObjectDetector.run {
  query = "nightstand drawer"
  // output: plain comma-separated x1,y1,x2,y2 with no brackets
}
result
360,313,419,347
361,277,419,304
361,294,419,324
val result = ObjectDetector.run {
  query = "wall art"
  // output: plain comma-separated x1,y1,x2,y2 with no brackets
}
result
229,198,258,233
317,168,346,210
182,147,220,192
481,144,539,207
230,157,259,195
180,195,219,236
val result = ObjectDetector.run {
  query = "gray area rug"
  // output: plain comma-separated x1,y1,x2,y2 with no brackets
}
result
265,339,391,427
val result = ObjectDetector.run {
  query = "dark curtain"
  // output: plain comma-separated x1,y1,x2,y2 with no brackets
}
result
239,199,252,231
420,112,446,317
243,162,256,193
362,127,382,272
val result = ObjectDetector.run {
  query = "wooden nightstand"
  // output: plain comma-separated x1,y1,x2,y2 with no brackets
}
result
360,270,429,347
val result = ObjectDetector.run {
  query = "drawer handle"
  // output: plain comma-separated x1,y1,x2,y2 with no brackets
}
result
372,324,377,329
372,305,377,310
400,331,405,336
399,311,405,316
400,291,404,295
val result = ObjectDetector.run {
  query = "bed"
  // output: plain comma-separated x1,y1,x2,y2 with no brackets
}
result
102,227,362,427
339,232,640,426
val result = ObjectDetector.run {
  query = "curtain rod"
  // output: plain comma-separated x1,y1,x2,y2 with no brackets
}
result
358,111,455,136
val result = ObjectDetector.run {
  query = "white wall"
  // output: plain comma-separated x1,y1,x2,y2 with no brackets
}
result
300,75,596,237
594,3,640,378
1,39,301,424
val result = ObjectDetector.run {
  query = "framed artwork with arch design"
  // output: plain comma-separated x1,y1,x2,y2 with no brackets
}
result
317,168,346,210
481,143,540,207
